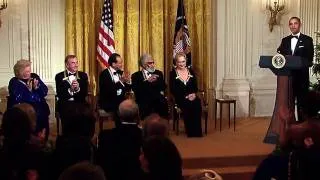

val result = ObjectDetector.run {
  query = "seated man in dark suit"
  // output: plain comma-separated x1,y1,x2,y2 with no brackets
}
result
97,99,143,180
99,53,131,127
131,53,168,119
55,55,89,132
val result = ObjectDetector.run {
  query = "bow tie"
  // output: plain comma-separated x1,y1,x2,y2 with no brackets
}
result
68,72,76,76
291,35,299,39
113,70,123,75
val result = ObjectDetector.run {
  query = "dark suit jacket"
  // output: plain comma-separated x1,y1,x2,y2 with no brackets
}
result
97,124,143,180
277,33,314,64
277,33,314,89
131,70,166,105
55,70,88,104
99,68,130,112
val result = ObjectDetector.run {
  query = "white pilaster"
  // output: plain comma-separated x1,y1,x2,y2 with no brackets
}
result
217,0,251,117
0,0,65,121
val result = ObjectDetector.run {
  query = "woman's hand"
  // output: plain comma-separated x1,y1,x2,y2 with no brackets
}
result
33,78,39,89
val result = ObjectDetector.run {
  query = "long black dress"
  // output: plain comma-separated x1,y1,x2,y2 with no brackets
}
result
170,68,202,137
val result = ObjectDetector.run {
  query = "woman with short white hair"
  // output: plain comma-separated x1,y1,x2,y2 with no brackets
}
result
8,59,50,140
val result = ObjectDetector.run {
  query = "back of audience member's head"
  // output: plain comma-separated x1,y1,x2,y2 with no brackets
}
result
62,103,96,138
143,113,160,136
1,107,32,145
286,120,320,150
188,170,223,180
143,113,161,125
118,99,139,123
13,103,37,132
144,118,168,138
301,90,320,119
140,136,183,180
58,161,106,180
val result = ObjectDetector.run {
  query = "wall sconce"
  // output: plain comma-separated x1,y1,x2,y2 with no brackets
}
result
0,0,8,28
266,0,286,32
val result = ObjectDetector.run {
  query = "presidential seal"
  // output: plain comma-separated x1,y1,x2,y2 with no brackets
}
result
271,53,286,69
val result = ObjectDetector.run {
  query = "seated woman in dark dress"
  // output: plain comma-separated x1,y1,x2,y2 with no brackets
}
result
170,52,202,137
7,59,50,139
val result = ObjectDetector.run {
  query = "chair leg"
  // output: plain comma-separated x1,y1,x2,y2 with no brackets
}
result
234,102,236,132
220,102,222,132
215,101,217,129
228,104,231,129
173,110,177,131
176,113,180,135
99,118,103,132
205,112,208,135
56,117,60,135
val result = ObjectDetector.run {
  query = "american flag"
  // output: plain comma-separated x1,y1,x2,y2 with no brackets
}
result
173,0,192,67
97,0,115,67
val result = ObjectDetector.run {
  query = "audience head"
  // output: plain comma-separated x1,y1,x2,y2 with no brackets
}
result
118,99,139,123
65,55,79,73
13,103,37,132
139,53,155,73
143,114,168,138
61,102,96,138
286,120,320,150
1,107,32,144
108,53,123,70
288,16,301,35
301,90,320,120
13,59,32,79
58,161,106,180
284,91,320,150
174,52,187,69
188,170,222,180
140,136,183,180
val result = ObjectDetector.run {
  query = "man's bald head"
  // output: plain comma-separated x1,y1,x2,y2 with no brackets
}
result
118,99,139,122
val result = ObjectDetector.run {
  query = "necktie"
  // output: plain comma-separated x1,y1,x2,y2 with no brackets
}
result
68,73,75,76
291,35,298,39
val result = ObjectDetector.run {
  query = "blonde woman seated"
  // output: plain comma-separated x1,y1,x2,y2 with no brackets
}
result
170,52,202,137
8,59,50,139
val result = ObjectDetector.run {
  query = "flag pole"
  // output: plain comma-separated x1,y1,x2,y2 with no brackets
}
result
180,0,184,29
138,0,141,70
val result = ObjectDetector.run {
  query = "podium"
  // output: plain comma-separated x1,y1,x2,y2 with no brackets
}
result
259,55,310,144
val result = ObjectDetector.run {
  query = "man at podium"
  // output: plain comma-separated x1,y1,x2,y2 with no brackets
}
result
277,16,314,121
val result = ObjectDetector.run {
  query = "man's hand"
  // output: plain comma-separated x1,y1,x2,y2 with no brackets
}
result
147,74,159,82
71,80,80,91
120,71,131,84
186,93,196,101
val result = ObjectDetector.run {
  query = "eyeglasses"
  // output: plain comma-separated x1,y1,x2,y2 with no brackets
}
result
146,61,155,65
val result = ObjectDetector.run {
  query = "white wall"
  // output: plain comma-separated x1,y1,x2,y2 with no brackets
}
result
216,0,320,117
0,0,65,94
0,0,65,119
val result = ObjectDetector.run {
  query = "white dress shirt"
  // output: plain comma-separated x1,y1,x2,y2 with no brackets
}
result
291,32,300,55
143,69,152,79
109,67,120,83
